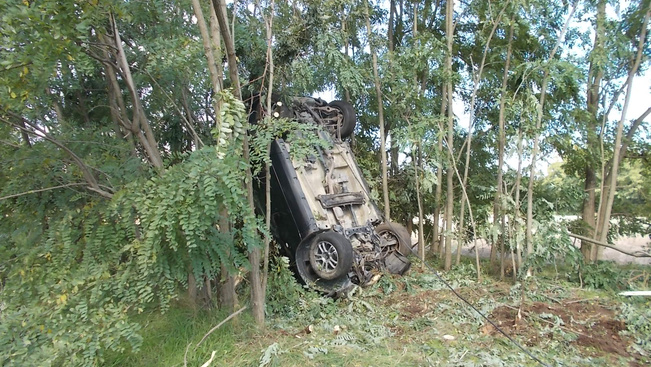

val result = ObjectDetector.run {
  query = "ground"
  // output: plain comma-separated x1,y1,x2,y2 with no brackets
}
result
103,258,650,367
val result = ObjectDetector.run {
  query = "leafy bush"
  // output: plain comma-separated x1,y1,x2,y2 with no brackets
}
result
265,256,308,317
579,261,627,291
523,221,583,278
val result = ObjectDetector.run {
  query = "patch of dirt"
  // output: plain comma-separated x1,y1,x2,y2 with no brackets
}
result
484,300,640,364
386,289,443,319
382,284,500,320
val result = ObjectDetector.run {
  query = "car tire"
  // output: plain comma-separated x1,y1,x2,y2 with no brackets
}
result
328,100,356,138
375,222,412,256
309,231,354,280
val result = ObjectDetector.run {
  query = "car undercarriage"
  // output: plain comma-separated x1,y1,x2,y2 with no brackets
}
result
261,96,412,293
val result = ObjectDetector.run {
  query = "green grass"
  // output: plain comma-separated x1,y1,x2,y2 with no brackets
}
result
102,305,258,366
102,259,650,367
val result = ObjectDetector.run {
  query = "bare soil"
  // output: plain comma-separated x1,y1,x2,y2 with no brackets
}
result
377,281,645,366
484,300,644,366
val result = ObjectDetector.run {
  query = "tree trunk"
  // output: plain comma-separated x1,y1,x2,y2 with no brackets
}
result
18,118,31,148
582,167,597,260
191,0,222,95
218,212,238,312
188,271,198,309
98,32,137,155
364,0,391,220
261,1,275,310
414,145,426,263
493,16,514,267
109,14,163,169
213,0,264,327
388,0,395,52
431,86,446,256
513,127,524,270
443,0,454,271
526,1,577,258
459,1,507,267
209,5,225,89
594,2,650,246
582,0,606,262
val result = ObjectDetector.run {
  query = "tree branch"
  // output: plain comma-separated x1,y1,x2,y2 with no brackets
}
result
141,69,204,148
568,232,651,258
0,183,88,201
0,114,114,199
194,306,247,349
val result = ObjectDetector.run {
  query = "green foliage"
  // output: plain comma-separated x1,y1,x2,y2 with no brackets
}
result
0,199,146,366
578,261,626,291
620,301,651,358
538,162,585,215
1,0,650,364
523,221,584,277
0,89,259,366
265,256,308,317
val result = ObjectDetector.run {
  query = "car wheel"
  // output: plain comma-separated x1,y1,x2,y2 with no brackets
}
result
309,232,354,280
328,100,356,138
375,222,412,256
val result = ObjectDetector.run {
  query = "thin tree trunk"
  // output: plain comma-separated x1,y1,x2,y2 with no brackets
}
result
432,87,446,256
388,0,395,52
209,5,225,89
188,271,198,308
513,127,524,270
217,211,238,312
526,1,577,258
110,13,163,169
213,0,240,99
445,129,482,280
500,210,506,280
191,0,222,95
460,1,508,266
18,119,31,148
582,167,597,260
98,32,136,153
213,0,264,327
364,0,391,220
582,0,606,262
595,2,650,246
443,0,454,271
414,145,426,263
494,16,514,269
180,86,200,149
261,1,275,308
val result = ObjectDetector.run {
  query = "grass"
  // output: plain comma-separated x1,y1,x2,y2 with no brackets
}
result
102,257,650,367
102,305,258,366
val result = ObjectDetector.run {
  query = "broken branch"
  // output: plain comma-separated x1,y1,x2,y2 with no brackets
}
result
568,232,651,258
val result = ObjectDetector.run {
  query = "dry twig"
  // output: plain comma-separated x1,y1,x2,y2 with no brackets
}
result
195,306,247,350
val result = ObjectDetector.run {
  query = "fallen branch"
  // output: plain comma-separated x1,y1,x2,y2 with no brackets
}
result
195,306,247,350
568,232,651,258
563,297,599,305
200,351,217,367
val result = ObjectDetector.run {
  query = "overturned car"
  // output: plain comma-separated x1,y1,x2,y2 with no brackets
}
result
262,96,411,293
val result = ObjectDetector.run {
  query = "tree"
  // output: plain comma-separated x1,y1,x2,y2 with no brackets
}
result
443,0,455,271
